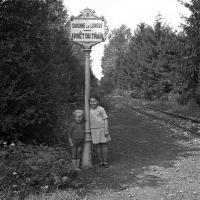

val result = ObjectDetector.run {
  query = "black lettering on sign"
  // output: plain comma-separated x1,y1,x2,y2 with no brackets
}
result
71,32,84,39
72,23,85,28
92,33,103,39
90,23,103,28
85,33,91,39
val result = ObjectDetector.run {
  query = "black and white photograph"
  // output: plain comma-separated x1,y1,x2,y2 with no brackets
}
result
1,0,200,199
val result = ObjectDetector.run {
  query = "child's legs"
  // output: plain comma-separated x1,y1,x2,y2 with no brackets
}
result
71,147,77,168
75,146,82,169
71,145,82,170
76,139,84,168
71,147,77,160
102,143,108,163
77,146,82,159
96,143,103,163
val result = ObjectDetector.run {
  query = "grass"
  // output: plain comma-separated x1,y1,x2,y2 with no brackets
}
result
127,95,200,119
148,99,200,118
24,190,79,200
0,142,74,200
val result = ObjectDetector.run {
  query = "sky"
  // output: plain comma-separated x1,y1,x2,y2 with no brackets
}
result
63,0,191,80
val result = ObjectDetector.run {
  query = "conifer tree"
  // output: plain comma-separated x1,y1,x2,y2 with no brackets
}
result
0,0,94,142
181,0,200,103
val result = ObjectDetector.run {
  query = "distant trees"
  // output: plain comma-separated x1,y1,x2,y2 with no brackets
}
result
181,0,200,104
101,18,187,99
0,0,97,143
2,0,200,142
101,25,132,93
101,1,200,104
125,17,189,100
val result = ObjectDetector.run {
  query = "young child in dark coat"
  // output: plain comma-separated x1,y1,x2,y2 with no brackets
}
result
68,110,85,171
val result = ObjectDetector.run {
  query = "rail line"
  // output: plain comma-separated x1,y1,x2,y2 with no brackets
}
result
146,106,200,123
119,99,200,136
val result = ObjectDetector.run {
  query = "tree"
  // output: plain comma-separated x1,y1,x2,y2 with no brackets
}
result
130,19,189,99
101,16,189,100
0,0,93,143
180,0,200,104
101,25,132,91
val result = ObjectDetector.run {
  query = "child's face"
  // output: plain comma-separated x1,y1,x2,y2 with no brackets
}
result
90,98,98,109
75,115,83,123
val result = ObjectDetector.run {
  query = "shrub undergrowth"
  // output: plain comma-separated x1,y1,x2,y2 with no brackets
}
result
0,141,73,199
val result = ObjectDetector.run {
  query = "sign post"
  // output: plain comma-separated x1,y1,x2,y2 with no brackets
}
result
70,8,108,168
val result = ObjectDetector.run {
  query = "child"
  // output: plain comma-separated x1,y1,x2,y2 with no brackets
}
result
68,110,85,171
90,95,111,168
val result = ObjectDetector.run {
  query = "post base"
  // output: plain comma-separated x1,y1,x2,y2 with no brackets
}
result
82,140,93,168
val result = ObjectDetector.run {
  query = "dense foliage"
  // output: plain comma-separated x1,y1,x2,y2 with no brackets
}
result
0,141,72,199
101,25,132,94
181,0,200,104
101,1,200,105
0,0,97,143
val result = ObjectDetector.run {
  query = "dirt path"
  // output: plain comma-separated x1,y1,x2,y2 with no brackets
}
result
76,102,200,200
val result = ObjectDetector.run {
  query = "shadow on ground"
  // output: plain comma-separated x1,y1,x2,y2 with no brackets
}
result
76,106,200,196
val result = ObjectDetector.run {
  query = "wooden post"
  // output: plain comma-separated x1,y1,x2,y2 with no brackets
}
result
81,47,93,168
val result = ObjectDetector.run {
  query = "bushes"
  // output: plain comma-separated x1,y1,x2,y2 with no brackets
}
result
0,0,90,143
0,141,73,199
24,190,78,200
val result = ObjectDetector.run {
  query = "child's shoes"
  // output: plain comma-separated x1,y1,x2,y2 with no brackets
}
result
99,162,104,167
74,167,81,171
103,162,109,168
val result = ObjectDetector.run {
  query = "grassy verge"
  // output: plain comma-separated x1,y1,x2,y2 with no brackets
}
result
0,141,74,200
122,95,200,119
143,99,200,119
23,190,79,200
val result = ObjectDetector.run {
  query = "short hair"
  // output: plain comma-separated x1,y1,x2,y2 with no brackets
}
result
90,94,100,102
74,109,84,117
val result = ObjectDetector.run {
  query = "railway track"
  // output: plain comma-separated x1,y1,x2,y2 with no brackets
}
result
118,98,200,136
146,106,200,123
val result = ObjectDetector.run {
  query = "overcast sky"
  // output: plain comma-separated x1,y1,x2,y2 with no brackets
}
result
63,0,191,79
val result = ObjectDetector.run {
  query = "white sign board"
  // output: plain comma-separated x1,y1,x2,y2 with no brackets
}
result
70,18,105,44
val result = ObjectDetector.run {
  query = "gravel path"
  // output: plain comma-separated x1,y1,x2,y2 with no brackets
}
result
75,102,200,200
